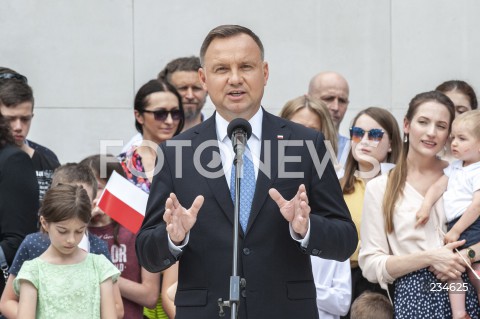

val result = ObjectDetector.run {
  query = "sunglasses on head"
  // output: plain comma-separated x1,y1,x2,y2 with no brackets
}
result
0,73,28,83
350,126,385,143
142,109,183,121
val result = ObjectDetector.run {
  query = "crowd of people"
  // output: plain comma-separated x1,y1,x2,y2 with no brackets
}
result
0,24,479,319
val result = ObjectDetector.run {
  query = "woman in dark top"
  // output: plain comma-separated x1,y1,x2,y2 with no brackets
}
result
0,113,38,294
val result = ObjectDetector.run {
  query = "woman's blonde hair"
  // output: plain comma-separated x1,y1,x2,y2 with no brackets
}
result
453,109,480,140
280,95,338,156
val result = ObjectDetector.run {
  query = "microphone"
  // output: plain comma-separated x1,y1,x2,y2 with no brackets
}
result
220,118,252,318
227,118,252,157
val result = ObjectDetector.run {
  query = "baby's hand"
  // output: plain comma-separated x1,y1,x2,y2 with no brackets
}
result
415,208,430,228
444,230,460,244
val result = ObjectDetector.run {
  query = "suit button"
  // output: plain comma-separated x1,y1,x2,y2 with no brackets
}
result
312,249,320,256
241,290,247,298
243,248,251,255
163,259,171,266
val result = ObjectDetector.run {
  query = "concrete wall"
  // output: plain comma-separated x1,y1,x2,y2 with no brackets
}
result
1,0,479,162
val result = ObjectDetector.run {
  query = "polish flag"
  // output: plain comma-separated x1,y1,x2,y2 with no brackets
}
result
97,171,148,234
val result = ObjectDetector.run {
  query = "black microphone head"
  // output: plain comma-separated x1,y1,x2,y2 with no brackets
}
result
227,118,252,140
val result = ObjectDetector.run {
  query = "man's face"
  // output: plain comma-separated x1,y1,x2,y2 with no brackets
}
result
199,33,269,122
170,71,207,121
0,102,34,146
309,75,349,129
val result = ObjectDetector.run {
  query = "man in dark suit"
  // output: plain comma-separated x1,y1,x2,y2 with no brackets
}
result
136,25,357,319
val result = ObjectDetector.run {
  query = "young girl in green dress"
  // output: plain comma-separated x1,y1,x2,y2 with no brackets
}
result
14,184,120,319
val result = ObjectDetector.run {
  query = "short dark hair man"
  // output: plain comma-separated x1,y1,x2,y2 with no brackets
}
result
136,25,356,319
158,56,208,132
0,68,60,200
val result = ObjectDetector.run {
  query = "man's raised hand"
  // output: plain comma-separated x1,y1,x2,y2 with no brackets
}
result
163,193,204,245
269,184,311,238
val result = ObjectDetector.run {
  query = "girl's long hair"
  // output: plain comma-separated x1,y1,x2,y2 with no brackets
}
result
382,91,454,233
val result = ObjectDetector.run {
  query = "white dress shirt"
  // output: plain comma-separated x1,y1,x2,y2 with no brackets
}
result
215,108,262,184
169,108,311,251
311,256,351,319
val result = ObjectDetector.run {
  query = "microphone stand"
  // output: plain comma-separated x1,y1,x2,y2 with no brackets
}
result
218,138,247,319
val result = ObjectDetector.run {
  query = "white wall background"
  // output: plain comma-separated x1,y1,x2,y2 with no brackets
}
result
1,0,479,163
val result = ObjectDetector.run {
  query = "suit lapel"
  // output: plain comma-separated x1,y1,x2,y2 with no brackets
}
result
194,111,292,235
246,111,291,233
192,116,235,226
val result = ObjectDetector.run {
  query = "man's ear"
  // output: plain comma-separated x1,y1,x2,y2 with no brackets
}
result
262,61,269,86
198,68,207,91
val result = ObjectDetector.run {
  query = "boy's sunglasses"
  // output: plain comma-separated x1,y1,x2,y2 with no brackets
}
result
350,126,385,143
0,73,28,83
142,109,183,121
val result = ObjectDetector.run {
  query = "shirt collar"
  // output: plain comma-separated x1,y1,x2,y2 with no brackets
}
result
451,159,480,171
215,108,263,143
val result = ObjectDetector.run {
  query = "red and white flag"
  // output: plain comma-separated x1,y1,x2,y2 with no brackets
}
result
97,171,148,234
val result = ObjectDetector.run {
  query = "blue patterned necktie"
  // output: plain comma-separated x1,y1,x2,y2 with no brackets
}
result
230,153,256,232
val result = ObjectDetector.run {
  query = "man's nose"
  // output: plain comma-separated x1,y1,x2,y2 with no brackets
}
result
11,118,22,131
228,69,242,85
329,99,339,112
185,87,194,99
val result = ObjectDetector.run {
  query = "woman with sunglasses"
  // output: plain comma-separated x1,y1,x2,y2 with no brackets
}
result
359,92,480,318
339,107,401,317
119,79,184,191
119,79,184,319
